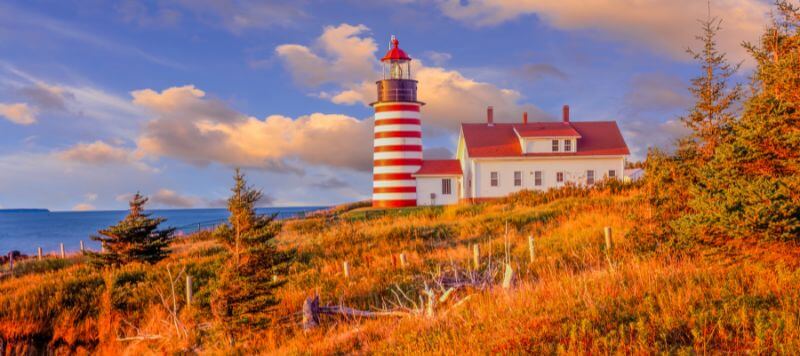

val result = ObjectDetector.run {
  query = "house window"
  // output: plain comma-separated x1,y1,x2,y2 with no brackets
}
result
587,170,595,185
514,171,521,186
564,140,572,152
490,172,498,187
556,172,564,183
552,140,559,152
608,170,616,179
534,171,542,186
442,178,452,195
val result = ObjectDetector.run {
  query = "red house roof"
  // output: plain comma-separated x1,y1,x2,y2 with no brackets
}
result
514,122,581,138
461,121,629,158
413,160,462,176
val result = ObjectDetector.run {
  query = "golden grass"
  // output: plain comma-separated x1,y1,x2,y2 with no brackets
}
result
2,186,800,354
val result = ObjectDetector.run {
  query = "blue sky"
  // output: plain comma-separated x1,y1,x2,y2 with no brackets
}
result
0,0,771,211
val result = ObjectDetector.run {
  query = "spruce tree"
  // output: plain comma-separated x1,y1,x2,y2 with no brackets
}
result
642,12,741,245
684,1,800,242
88,193,175,267
211,169,292,340
682,16,743,160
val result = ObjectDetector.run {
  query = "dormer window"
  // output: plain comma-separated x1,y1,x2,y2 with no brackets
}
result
564,139,572,152
551,140,559,152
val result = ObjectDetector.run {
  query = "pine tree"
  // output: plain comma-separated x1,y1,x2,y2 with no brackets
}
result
211,169,293,340
88,193,175,267
641,10,741,246
682,15,743,160
684,1,800,242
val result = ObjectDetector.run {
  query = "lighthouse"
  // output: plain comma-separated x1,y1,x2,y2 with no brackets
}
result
371,35,423,208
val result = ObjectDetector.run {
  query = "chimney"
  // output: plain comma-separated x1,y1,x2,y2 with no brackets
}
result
523,111,528,124
487,106,494,126
562,105,570,123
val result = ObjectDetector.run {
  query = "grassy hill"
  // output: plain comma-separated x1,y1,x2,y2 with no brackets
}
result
2,185,800,354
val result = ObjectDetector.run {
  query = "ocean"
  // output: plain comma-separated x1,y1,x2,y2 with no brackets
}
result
0,206,327,256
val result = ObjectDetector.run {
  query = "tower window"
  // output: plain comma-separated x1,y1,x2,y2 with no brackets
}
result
552,140,559,152
490,172,498,187
514,171,522,186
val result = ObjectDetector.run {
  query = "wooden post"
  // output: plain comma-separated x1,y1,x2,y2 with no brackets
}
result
185,275,193,306
37,247,42,261
8,253,13,272
502,263,514,290
60,243,65,258
399,253,407,269
343,261,350,279
472,244,480,269
604,226,614,268
528,235,535,263
80,240,85,252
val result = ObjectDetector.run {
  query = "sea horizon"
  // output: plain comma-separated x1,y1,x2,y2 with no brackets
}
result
0,205,328,255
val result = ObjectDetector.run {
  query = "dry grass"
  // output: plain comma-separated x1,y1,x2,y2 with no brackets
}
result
2,186,800,354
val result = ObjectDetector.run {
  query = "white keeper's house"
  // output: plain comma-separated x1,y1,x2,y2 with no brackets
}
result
371,36,630,208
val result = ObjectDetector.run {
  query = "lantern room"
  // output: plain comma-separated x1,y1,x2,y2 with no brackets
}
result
374,35,420,104
381,35,412,80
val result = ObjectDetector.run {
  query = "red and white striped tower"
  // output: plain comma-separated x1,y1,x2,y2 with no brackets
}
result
371,35,423,208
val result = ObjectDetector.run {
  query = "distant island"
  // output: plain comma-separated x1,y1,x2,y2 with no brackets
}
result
0,209,50,213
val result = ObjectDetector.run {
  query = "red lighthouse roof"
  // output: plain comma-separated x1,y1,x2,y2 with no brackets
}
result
381,35,411,62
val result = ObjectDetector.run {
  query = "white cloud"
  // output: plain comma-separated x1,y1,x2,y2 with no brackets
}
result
1,64,147,138
72,203,95,211
173,0,307,33
277,24,549,132
133,85,373,172
151,188,202,208
424,51,453,66
57,141,133,164
0,102,37,125
55,140,156,172
438,0,770,64
276,24,378,87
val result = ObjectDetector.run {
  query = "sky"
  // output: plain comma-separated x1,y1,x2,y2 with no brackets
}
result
0,0,773,211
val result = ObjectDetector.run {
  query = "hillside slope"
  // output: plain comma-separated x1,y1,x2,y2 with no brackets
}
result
2,187,800,354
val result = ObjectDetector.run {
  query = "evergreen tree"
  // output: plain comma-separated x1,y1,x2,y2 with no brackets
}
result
683,2,800,242
211,169,293,340
641,11,741,245
682,16,743,160
88,193,175,267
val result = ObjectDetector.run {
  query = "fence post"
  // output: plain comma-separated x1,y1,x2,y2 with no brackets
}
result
604,226,614,268
37,247,42,261
8,253,13,272
399,253,407,269
528,235,535,263
80,240,85,252
343,261,350,279
604,227,613,253
502,263,514,290
472,244,480,269
186,275,193,306
60,243,65,258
